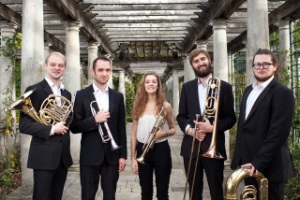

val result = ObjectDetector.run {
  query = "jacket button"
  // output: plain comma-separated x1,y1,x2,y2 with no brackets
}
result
60,140,62,142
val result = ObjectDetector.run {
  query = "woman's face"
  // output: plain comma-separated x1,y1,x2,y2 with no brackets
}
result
144,75,158,94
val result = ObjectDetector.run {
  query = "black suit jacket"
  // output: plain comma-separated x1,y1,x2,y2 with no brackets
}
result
19,79,73,170
177,78,236,159
70,84,127,166
231,79,296,182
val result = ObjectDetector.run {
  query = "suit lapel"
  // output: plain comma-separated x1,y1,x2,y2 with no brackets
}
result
190,79,201,115
86,84,99,111
108,88,114,113
41,79,53,96
244,79,276,123
240,86,252,124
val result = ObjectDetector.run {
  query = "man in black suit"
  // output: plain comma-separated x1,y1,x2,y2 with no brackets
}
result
231,48,296,200
70,56,127,200
19,52,73,200
177,48,236,200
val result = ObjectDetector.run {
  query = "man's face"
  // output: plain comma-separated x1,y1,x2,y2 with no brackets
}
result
253,54,277,83
44,54,66,81
191,53,212,78
91,59,112,85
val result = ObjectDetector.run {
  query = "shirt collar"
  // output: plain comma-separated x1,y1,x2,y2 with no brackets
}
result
93,82,109,93
197,74,212,87
45,77,65,90
252,76,274,89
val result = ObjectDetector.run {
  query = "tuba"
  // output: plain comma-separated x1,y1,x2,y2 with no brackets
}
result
183,77,223,200
9,88,73,125
136,106,167,165
225,168,268,200
90,92,121,151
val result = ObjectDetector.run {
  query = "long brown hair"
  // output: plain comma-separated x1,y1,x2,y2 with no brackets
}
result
132,72,166,120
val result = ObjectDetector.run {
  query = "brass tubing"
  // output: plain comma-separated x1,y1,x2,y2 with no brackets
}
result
183,114,200,200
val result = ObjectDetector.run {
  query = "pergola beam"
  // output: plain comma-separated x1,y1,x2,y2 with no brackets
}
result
82,0,208,4
44,0,113,54
227,0,300,52
0,2,66,53
92,4,201,11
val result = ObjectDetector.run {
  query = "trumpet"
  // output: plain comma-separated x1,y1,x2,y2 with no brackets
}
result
90,93,121,151
136,107,167,165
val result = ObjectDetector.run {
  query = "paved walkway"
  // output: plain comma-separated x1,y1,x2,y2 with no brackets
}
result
5,123,241,200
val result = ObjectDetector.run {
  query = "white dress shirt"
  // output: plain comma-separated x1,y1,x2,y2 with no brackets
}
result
245,76,274,119
93,83,109,112
185,74,212,134
45,77,65,136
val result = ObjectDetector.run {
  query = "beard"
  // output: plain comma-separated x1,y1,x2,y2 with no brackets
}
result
254,73,273,82
192,62,212,78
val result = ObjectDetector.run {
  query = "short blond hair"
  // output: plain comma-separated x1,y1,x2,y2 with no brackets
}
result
45,52,66,66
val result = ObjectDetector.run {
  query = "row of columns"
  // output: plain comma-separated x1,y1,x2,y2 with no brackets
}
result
0,0,293,195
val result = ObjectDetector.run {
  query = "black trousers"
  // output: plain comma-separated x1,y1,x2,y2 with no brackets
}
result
183,156,224,200
137,140,172,200
245,177,285,200
80,156,119,200
33,156,68,200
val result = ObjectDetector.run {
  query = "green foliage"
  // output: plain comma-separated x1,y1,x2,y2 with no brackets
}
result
113,76,119,91
0,32,22,198
285,142,300,199
134,72,145,93
125,81,135,122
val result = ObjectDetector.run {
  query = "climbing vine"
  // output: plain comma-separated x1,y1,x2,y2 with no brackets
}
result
0,32,22,198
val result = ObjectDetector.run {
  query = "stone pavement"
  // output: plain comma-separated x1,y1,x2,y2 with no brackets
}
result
5,123,242,200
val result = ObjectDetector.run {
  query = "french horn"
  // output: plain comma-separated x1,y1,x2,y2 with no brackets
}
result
9,88,73,126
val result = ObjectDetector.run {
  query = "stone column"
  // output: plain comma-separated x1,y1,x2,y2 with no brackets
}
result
211,19,229,82
0,22,17,159
247,0,269,85
44,42,52,60
21,0,44,196
119,70,125,104
183,53,194,83
228,54,232,83
195,40,208,50
87,42,99,85
276,20,290,70
107,55,114,89
172,69,179,119
64,20,82,170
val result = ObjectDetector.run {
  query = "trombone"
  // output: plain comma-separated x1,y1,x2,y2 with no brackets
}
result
90,93,121,151
183,77,223,200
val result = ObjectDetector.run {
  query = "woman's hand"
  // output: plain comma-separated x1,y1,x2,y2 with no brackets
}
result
153,127,167,141
131,158,139,174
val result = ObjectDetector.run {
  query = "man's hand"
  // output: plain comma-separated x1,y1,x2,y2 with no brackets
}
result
198,117,213,133
118,158,126,172
94,108,110,123
241,163,259,176
54,122,68,135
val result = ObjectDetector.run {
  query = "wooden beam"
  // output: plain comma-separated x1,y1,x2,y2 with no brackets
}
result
44,31,66,52
0,2,66,53
182,0,234,53
0,2,22,27
227,0,300,52
44,0,113,54
269,0,300,25
92,4,201,11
